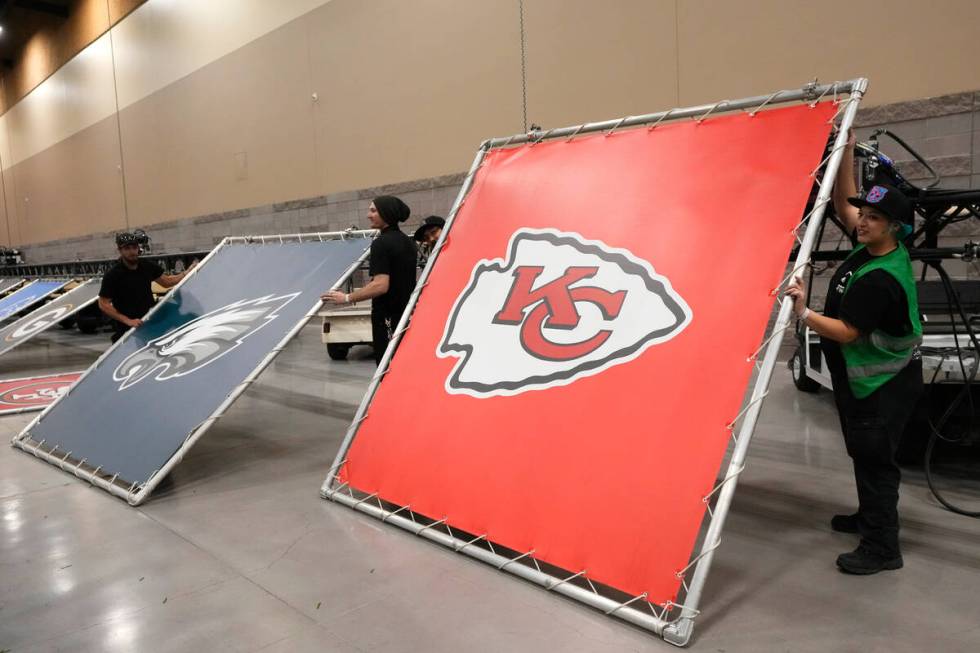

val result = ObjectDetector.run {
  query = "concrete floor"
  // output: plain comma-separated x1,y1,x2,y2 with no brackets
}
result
1,325,979,652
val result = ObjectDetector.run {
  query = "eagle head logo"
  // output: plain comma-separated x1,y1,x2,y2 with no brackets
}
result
112,293,300,391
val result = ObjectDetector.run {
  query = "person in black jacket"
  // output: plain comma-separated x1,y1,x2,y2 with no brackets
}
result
785,131,923,574
323,196,417,365
98,232,195,342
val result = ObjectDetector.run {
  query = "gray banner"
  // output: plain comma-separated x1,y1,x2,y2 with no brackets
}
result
0,280,101,357
19,238,370,485
0,278,25,295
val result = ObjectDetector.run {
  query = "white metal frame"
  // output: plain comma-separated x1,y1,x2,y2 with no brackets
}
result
321,80,868,646
0,370,85,416
11,230,375,506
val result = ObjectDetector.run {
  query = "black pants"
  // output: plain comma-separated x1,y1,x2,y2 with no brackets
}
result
832,358,922,558
371,312,393,366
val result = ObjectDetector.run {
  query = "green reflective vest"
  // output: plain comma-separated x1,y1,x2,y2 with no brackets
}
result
840,243,922,399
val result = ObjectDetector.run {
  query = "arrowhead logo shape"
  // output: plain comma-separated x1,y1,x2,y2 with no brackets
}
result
438,228,692,397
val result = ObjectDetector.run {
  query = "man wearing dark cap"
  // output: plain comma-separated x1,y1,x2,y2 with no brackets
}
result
414,215,445,268
323,196,417,365
785,131,922,575
99,232,195,343
413,215,445,246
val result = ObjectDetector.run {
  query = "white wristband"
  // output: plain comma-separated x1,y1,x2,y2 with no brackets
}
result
345,293,350,303
800,307,810,321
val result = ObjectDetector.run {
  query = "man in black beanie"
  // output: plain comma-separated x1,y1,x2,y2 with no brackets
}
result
323,196,417,365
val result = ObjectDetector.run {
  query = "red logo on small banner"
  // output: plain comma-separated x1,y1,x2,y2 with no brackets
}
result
440,229,691,397
0,373,81,411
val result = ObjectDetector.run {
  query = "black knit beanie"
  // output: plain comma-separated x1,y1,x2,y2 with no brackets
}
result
373,195,411,226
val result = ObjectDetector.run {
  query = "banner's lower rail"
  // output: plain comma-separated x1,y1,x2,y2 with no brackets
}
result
13,436,141,503
322,483,682,638
0,405,55,416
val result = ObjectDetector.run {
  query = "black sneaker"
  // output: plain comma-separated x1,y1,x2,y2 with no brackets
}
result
831,513,860,534
836,546,903,575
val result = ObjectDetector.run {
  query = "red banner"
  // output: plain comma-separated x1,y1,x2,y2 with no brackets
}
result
0,372,81,413
341,103,835,604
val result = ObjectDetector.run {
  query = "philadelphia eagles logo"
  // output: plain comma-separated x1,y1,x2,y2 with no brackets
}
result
112,293,300,390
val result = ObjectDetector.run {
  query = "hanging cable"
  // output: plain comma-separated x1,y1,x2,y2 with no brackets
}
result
921,259,980,517
518,0,528,132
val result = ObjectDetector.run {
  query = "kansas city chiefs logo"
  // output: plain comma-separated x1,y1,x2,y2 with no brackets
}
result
112,293,299,390
439,229,692,397
7,304,74,341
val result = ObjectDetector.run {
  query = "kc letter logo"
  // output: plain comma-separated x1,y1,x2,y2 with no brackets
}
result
439,229,692,397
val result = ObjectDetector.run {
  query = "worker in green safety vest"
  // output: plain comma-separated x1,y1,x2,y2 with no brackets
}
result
785,131,922,576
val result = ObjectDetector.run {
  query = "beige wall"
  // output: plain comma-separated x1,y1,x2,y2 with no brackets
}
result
117,14,321,226
2,0,980,248
109,0,330,110
309,0,523,194
0,32,125,244
2,33,117,169
6,114,127,244
676,0,980,107
524,0,678,129
0,0,146,114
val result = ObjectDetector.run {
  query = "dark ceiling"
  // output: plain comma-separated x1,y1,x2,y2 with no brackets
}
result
0,0,72,68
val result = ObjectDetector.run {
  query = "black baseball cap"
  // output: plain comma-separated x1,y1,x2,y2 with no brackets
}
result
413,215,446,241
847,184,913,226
115,232,139,247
